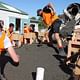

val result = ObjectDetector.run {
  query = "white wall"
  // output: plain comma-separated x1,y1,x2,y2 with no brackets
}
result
0,10,29,30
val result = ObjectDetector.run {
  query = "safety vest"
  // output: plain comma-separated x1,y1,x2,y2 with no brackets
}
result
0,31,5,52
24,27,31,33
42,12,59,27
6,30,13,42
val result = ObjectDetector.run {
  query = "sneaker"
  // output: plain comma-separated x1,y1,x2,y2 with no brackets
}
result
58,48,65,56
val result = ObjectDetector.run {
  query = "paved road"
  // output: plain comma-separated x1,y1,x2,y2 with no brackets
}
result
0,43,73,80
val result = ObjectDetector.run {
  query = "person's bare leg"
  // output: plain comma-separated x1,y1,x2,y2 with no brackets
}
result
7,46,19,63
54,33,63,48
54,33,65,55
45,32,50,43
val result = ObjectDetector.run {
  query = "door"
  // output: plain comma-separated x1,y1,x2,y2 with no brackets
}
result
16,18,21,31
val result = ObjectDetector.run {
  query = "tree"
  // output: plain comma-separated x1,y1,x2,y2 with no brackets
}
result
38,17,46,30
30,17,36,20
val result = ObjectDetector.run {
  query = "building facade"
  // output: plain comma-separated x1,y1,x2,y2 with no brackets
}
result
0,2,30,33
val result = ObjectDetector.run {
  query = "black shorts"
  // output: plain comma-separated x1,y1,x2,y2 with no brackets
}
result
49,19,62,33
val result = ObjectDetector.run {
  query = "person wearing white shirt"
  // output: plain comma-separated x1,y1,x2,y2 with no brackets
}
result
0,23,19,80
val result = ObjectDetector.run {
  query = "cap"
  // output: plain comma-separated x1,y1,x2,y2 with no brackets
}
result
37,9,42,16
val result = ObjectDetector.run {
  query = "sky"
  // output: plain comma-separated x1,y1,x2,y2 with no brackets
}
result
0,0,80,18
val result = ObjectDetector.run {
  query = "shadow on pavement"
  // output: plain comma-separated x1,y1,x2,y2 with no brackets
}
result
32,72,36,80
53,54,73,80
47,43,59,54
